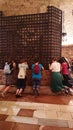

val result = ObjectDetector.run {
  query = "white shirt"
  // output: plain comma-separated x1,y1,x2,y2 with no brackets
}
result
49,61,61,72
18,63,28,79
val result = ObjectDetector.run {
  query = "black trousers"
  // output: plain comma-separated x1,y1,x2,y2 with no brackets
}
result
63,74,72,88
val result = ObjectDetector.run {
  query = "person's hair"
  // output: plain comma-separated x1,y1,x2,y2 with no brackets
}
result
58,57,67,64
52,57,57,61
34,57,39,63
20,58,27,63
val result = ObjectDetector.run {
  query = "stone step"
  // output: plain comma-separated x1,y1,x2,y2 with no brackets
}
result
8,85,52,95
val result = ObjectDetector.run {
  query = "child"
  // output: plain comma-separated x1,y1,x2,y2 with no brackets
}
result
1,61,16,97
31,58,44,96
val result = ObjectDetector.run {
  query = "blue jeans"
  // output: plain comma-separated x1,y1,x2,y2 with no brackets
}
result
32,78,41,89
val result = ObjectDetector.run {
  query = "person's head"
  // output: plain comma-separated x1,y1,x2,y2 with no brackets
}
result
5,62,8,65
20,58,27,63
58,57,67,64
52,57,57,62
34,57,39,63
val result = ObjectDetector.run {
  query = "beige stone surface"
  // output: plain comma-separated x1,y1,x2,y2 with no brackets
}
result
62,45,73,60
0,0,61,16
0,100,72,127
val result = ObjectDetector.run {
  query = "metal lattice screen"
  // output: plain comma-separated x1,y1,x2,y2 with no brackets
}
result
0,6,62,69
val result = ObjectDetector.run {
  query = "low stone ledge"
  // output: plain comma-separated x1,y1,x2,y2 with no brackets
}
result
7,85,52,95
0,69,51,86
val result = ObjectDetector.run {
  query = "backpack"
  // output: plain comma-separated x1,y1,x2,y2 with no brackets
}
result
33,64,40,74
4,63,11,74
18,68,26,79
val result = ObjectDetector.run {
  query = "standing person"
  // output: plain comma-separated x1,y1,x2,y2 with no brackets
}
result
49,57,64,94
15,59,28,98
1,60,16,97
31,58,44,96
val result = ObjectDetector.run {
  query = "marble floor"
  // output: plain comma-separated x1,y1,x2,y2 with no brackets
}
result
0,85,73,130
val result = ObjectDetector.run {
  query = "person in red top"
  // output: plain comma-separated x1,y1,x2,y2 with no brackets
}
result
61,62,69,75
59,57,72,88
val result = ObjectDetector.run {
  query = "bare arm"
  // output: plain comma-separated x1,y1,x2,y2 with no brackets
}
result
42,66,44,70
49,64,51,70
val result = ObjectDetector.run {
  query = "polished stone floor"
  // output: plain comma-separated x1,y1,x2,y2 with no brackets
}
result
0,85,73,130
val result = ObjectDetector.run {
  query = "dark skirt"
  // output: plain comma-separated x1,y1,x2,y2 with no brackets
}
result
51,72,63,93
16,76,27,89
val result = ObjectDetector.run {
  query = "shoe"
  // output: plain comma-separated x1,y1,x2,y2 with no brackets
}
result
1,92,5,97
19,94,22,97
15,94,22,98
65,90,69,94
36,89,39,96
15,94,20,98
32,89,36,95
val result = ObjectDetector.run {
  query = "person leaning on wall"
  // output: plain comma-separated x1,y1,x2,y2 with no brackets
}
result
0,59,16,97
49,57,65,95
15,59,28,98
58,57,73,89
31,58,44,96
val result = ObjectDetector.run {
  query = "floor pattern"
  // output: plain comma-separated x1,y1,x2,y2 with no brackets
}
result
0,99,73,129
0,85,73,130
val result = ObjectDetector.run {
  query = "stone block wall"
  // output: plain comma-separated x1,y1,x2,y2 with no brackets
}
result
0,69,51,86
0,0,61,16
0,70,5,84
62,45,73,61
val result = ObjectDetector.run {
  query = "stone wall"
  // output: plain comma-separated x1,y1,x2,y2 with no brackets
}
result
0,43,73,86
0,0,73,47
0,70,5,84
0,69,51,86
62,45,73,61
0,0,60,87
0,0,73,86
0,0,61,16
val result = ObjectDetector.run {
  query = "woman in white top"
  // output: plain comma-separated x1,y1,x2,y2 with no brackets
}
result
49,57,64,94
16,59,28,97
